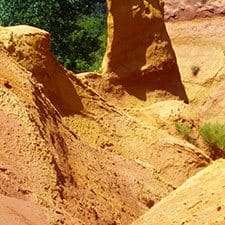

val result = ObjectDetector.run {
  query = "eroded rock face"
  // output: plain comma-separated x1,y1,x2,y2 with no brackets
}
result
164,0,225,21
0,195,47,225
166,16,225,105
132,159,225,225
0,25,210,224
201,81,225,123
0,25,83,115
102,0,188,102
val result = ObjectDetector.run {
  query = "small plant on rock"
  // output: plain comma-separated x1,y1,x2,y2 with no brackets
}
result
175,121,195,144
200,122,225,151
191,65,200,76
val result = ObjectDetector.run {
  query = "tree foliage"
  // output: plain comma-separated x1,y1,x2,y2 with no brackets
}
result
0,0,107,72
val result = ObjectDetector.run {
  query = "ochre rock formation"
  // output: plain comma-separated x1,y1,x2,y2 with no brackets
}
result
101,0,188,102
0,25,83,115
201,81,225,123
1,2,225,224
0,195,47,225
166,16,225,105
164,0,225,21
0,24,210,224
132,159,225,225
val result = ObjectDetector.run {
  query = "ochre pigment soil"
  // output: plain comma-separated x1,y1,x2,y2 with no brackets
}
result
132,159,225,225
0,0,225,224
164,0,225,21
0,25,210,224
166,17,225,106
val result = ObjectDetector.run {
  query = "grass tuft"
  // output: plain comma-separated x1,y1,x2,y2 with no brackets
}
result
200,123,225,151
175,121,195,144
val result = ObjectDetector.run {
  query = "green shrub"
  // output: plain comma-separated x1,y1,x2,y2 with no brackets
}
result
191,65,200,76
175,121,195,144
200,123,225,151
175,121,191,137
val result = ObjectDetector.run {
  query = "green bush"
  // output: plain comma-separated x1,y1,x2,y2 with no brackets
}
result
200,123,225,151
175,121,195,144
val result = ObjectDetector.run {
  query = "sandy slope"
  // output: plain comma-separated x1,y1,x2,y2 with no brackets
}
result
0,195,47,225
0,2,225,224
131,11,225,225
0,24,211,224
132,159,225,225
166,16,225,105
